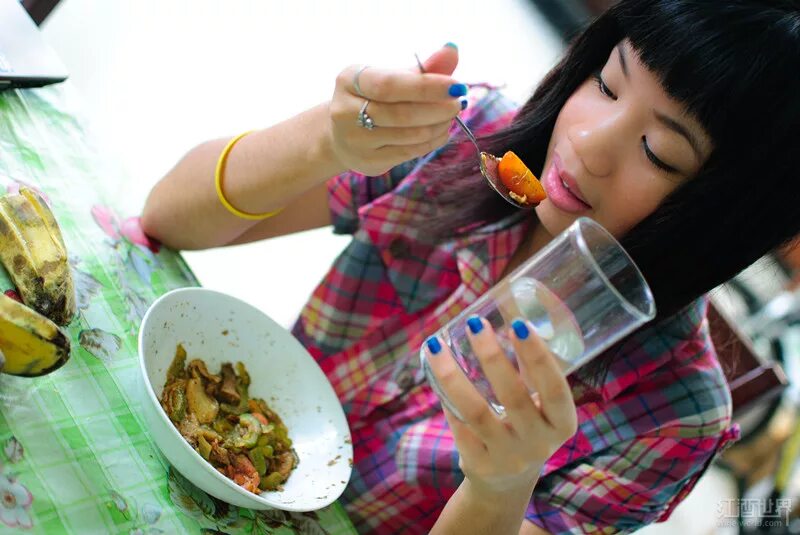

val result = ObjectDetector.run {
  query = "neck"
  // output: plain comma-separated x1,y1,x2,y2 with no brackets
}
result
501,218,554,279
527,221,554,257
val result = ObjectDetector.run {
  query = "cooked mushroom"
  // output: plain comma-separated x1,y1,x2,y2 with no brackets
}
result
274,451,296,479
218,363,240,404
187,359,221,383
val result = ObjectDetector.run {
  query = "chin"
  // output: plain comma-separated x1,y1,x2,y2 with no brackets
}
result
534,200,578,238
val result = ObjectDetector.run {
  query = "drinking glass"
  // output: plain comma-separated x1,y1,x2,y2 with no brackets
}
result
420,217,656,420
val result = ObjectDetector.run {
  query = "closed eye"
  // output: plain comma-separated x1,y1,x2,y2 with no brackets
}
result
642,137,678,174
593,72,679,175
593,72,617,100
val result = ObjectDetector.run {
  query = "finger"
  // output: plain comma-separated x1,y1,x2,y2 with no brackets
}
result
418,44,459,75
359,98,464,128
442,407,488,463
344,65,466,103
464,316,542,433
509,318,576,431
376,128,452,163
424,335,500,437
357,121,454,149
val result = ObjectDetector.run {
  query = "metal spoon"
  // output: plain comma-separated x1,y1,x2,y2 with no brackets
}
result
414,54,535,210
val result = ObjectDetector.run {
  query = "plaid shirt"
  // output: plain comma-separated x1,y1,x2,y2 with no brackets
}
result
291,91,740,534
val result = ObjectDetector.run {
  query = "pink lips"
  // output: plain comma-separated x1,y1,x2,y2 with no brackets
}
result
543,154,591,213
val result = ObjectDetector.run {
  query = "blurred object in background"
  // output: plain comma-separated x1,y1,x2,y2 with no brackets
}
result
778,240,800,290
0,0,67,88
21,0,62,25
528,0,619,39
712,251,800,533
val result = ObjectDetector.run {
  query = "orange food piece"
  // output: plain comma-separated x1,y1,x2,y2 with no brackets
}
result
227,454,260,494
497,151,545,204
251,412,269,426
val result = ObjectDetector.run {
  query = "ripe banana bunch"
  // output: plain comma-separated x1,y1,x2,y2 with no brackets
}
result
0,291,70,376
0,188,75,325
0,187,74,376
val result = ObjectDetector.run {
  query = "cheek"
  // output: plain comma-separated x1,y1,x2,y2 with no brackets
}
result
600,180,678,237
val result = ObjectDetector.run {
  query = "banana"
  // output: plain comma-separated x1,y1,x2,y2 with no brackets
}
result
0,188,76,325
0,291,70,376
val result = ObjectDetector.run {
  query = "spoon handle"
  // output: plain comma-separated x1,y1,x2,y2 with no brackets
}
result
414,53,482,155
453,116,482,155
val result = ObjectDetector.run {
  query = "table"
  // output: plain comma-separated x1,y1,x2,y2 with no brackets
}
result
0,85,357,534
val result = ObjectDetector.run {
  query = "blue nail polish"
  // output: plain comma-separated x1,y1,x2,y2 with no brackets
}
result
512,319,530,340
426,336,442,355
448,83,468,98
459,97,468,110
444,42,458,51
466,316,483,335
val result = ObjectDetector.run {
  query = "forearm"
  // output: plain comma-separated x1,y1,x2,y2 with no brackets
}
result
431,478,537,535
141,102,344,250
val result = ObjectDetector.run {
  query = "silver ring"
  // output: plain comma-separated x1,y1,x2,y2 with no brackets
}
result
353,65,369,98
357,99,375,130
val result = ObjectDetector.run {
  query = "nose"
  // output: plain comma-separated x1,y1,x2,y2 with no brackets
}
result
567,110,628,178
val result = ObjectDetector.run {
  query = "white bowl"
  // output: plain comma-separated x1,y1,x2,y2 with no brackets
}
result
137,288,352,511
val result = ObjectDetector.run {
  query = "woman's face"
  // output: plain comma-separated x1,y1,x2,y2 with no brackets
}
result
535,40,713,239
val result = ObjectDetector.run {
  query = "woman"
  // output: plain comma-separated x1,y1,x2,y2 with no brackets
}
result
142,1,800,533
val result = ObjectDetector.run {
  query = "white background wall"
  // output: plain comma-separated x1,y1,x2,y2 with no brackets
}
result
41,0,563,327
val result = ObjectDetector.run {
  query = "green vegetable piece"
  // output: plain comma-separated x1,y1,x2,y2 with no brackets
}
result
272,424,292,449
236,362,251,386
248,447,267,476
231,413,262,449
260,444,274,459
197,435,212,460
260,471,283,491
231,384,249,414
213,418,233,435
168,387,186,423
166,344,187,381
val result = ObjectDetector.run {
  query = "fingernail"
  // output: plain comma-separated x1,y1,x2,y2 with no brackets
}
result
512,318,530,340
448,83,468,98
466,315,483,335
444,42,458,51
426,336,442,355
459,97,469,110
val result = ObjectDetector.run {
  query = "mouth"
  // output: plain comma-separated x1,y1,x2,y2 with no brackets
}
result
543,153,592,214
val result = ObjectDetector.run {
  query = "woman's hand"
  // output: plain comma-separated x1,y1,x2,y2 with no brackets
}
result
327,45,467,176
425,316,578,498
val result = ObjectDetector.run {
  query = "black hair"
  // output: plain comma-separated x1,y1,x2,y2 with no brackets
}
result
419,0,800,385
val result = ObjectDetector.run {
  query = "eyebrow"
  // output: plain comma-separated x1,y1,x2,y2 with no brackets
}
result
617,44,629,78
617,43,704,162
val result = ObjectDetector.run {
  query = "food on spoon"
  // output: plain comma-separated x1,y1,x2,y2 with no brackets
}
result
497,151,546,205
160,345,298,493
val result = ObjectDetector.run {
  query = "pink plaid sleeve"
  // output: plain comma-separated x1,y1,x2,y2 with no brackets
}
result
525,430,737,534
326,161,417,235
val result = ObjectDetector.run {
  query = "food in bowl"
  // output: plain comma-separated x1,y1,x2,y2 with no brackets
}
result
160,344,298,493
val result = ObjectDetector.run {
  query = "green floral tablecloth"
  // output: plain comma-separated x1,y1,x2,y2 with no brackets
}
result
0,86,357,535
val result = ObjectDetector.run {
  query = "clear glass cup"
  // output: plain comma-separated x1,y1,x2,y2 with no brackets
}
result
420,217,656,420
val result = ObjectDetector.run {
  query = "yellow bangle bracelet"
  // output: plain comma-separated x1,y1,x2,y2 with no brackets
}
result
214,130,284,221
